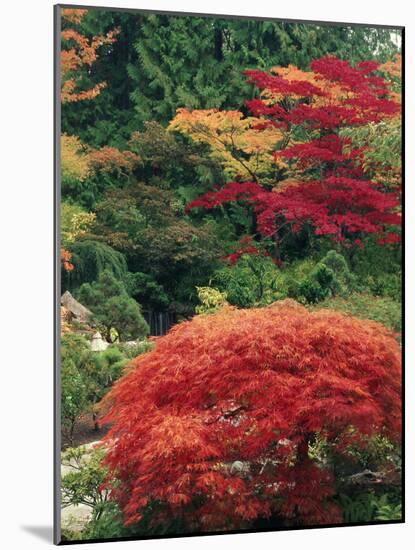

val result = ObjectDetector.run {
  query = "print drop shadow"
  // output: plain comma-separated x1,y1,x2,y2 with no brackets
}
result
21,525,53,543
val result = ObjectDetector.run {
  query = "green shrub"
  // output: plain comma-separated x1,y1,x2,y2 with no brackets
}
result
77,270,149,341
213,255,285,308
314,292,401,333
349,235,401,300
366,273,402,301
320,250,356,295
61,335,130,442
195,286,228,314
61,444,185,541
114,340,155,359
292,251,356,304
338,493,378,523
297,263,334,303
338,492,402,523
61,446,109,511
125,272,169,309
87,347,127,429
61,334,93,444
212,251,356,308
61,445,128,540
374,497,402,521
63,240,128,293
82,501,127,540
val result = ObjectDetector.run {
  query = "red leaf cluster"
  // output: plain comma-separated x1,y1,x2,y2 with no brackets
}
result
275,135,363,167
101,301,401,530
256,176,401,240
186,181,262,212
187,177,400,243
245,56,399,130
244,69,326,98
223,236,271,265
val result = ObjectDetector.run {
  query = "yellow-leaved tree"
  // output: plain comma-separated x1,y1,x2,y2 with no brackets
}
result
169,108,287,184
61,134,91,188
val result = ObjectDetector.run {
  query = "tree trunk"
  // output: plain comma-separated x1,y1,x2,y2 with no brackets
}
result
297,438,310,463
69,419,75,446
271,233,281,263
92,411,100,432
214,25,223,61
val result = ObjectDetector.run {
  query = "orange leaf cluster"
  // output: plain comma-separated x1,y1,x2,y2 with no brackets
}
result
269,64,345,104
379,54,402,104
102,300,401,530
61,9,119,103
379,54,402,80
60,247,74,272
87,147,141,174
61,8,88,24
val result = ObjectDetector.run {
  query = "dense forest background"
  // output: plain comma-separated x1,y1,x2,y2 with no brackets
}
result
61,8,401,335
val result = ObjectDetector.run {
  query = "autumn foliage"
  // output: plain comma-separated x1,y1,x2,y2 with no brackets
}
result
182,56,401,251
58,11,402,540
169,108,286,181
61,248,74,271
102,300,401,530
61,9,119,103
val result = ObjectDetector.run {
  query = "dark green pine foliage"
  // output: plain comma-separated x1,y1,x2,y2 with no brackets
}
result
128,15,234,123
76,270,149,342
63,9,400,147
235,22,400,70
62,240,128,293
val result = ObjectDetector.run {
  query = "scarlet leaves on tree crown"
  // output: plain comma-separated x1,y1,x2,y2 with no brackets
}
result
101,300,401,530
245,55,399,129
187,56,401,248
187,177,400,244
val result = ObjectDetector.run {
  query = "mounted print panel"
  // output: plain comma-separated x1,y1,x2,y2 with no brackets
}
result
54,4,404,544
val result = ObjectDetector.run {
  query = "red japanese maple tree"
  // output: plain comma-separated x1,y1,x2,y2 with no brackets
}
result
186,56,401,255
101,300,401,531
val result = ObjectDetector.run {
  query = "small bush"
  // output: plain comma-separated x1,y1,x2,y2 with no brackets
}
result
366,273,401,301
213,255,285,307
195,286,228,314
338,491,402,523
77,270,149,341
297,263,334,303
114,340,155,359
61,334,93,443
314,292,401,333
292,251,356,304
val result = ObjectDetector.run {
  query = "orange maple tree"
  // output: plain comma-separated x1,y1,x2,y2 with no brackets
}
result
61,8,119,103
101,300,401,530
